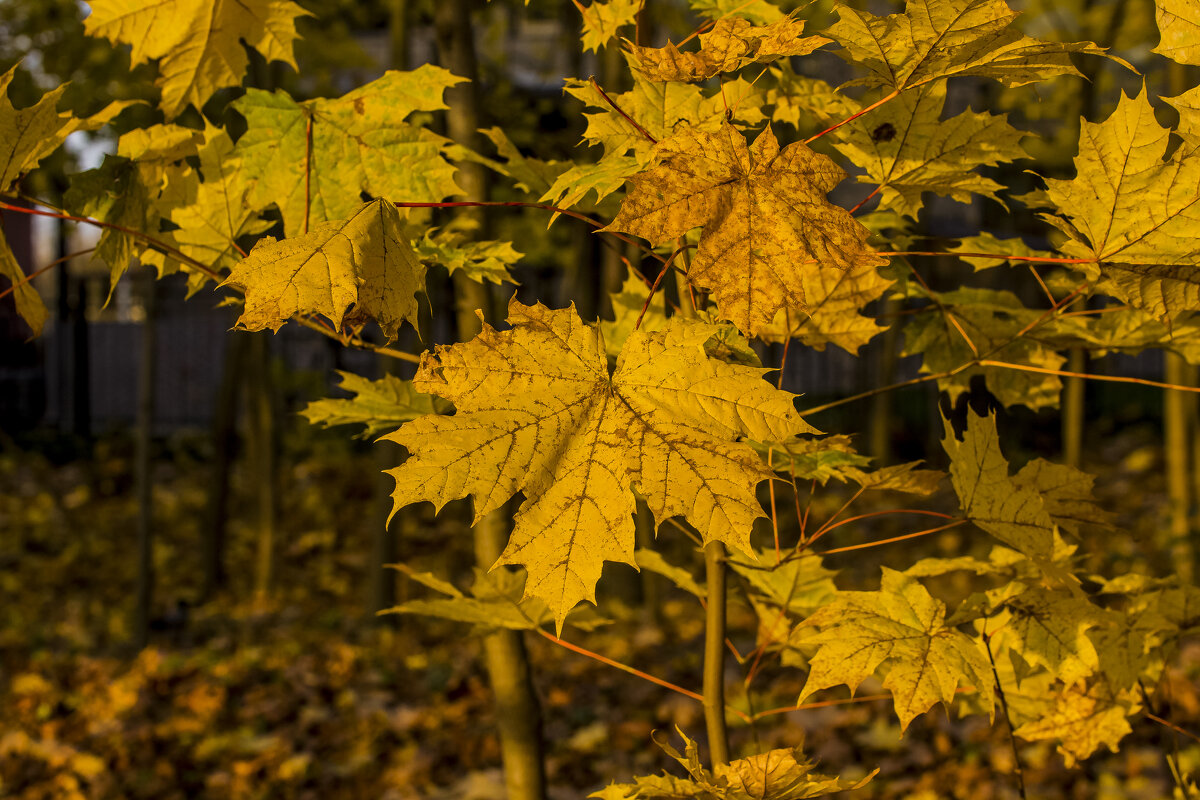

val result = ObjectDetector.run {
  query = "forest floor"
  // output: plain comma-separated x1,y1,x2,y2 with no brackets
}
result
1,415,1198,800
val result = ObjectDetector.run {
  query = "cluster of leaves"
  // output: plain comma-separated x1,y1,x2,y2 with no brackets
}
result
4,0,1200,794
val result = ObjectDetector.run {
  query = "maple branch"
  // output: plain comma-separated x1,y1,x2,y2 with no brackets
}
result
0,247,94,301
1145,711,1200,746
984,632,1028,800
293,314,423,364
536,629,752,723
751,687,978,721
804,89,900,145
847,185,882,215
801,370,946,415
802,486,865,549
818,519,966,555
1026,263,1056,306
634,246,681,331
976,360,1200,394
589,77,657,144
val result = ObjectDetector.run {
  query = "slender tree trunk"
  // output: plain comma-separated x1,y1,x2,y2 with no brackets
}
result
132,266,157,649
248,333,277,607
702,541,729,767
868,297,900,463
202,334,247,602
436,4,545,798
1165,352,1194,582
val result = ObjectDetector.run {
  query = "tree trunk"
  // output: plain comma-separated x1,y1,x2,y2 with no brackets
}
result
202,333,247,602
435,4,546,798
248,332,277,607
132,266,157,649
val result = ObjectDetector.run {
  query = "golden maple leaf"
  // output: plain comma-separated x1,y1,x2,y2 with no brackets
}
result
84,0,310,119
384,300,815,627
1153,0,1200,65
603,122,885,336
222,198,424,339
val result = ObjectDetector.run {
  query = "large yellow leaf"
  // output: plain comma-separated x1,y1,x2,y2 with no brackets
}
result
83,0,309,118
628,16,828,83
384,300,814,627
1044,87,1200,322
1153,0,1200,65
988,584,1102,684
234,67,464,236
798,568,994,730
222,198,424,338
604,122,885,336
827,0,1114,91
1013,683,1137,767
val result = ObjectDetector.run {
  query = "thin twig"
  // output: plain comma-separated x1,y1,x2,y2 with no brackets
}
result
984,631,1028,799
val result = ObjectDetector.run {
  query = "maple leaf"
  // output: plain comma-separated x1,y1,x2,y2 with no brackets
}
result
949,232,1055,270
604,122,885,336
942,411,1059,565
0,64,131,194
222,198,424,339
634,548,704,598
1153,0,1200,65
384,300,814,627
599,267,668,357
753,435,943,495
64,156,154,287
414,229,521,285
234,66,464,236
1167,85,1200,146
798,568,994,730
83,0,310,119
1013,682,1137,767
729,548,837,647
755,260,892,354
576,0,641,53
989,584,1102,684
628,16,828,83
826,83,1028,219
903,287,1066,410
301,371,449,439
1011,459,1115,534
540,157,640,214
691,0,783,24
477,127,569,198
593,728,875,800
827,0,1117,91
0,226,45,337
1043,87,1200,322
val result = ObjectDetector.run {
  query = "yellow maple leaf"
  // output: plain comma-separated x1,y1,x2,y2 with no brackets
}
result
827,0,1116,91
384,300,815,627
755,260,892,354
222,198,424,339
575,0,642,53
628,16,828,83
798,568,995,730
84,0,310,118
1044,86,1200,322
604,122,885,336
1153,0,1200,65
1013,682,1138,767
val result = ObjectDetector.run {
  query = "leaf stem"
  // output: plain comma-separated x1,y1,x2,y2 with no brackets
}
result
879,250,1093,265
590,77,657,144
804,89,900,145
818,519,966,555
983,631,1028,799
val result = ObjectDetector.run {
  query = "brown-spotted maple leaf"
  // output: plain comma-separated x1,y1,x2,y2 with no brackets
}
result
384,300,815,628
603,122,885,336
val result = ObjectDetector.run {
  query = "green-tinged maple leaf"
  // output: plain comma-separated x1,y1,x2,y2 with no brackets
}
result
64,156,154,285
300,371,449,439
729,549,836,646
1043,87,1200,322
1012,459,1115,534
149,126,271,284
903,287,1065,409
384,300,815,627
949,232,1055,270
540,156,640,214
799,568,994,729
825,83,1028,219
904,545,1031,579
827,0,1117,91
755,260,892,354
117,123,204,188
594,728,874,800
478,127,568,197
751,435,943,495
1154,0,1200,64
629,16,828,83
83,0,309,119
576,0,641,52
415,229,521,285
989,584,1102,684
634,548,704,598
383,565,607,632
234,66,464,236
0,64,131,193
222,198,424,338
1013,682,1137,767
942,411,1059,564
604,122,886,336
0,226,45,336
